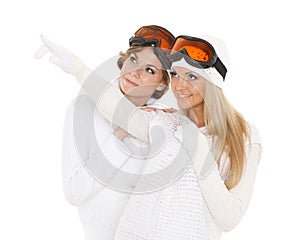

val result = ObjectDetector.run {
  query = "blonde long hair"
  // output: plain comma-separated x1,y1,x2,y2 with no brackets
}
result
203,81,250,189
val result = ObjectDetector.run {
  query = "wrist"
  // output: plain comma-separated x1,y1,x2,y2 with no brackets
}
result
75,64,92,86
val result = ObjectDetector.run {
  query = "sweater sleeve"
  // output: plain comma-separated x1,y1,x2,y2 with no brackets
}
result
75,64,149,143
72,64,151,143
195,127,262,232
97,81,151,143
61,95,104,206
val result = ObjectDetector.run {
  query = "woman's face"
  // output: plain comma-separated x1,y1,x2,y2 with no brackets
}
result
170,66,206,110
119,47,165,98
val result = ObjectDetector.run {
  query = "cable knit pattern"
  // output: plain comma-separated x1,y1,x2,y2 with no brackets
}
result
114,111,217,240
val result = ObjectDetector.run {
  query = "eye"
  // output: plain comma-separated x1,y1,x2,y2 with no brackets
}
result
145,67,155,74
129,55,137,64
170,71,178,78
187,73,197,81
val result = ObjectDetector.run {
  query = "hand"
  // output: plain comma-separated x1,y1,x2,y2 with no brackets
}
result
141,107,177,113
34,35,91,84
113,127,130,141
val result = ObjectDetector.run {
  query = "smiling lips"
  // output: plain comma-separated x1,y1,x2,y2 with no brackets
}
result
177,93,193,100
124,77,138,86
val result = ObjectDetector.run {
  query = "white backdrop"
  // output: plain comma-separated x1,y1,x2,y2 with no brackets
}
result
1,0,299,239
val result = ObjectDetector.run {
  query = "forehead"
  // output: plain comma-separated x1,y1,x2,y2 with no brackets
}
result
133,47,162,68
172,66,202,77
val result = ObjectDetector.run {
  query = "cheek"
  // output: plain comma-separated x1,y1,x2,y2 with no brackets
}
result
191,82,205,97
120,60,135,75
142,73,163,85
170,78,178,90
195,93,204,103
118,78,127,93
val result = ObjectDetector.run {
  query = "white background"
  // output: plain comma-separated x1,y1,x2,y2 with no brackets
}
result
1,0,299,239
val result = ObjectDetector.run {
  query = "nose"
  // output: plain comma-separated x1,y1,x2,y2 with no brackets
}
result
130,68,142,79
173,76,188,91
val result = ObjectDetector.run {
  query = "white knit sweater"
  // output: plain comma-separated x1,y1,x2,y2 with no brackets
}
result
96,83,262,239
113,111,214,240
62,95,150,240
63,90,262,239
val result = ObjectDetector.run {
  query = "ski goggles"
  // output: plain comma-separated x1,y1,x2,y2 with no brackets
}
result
129,25,175,69
129,25,175,53
168,35,227,80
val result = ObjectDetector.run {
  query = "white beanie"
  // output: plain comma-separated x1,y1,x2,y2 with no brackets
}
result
171,35,230,89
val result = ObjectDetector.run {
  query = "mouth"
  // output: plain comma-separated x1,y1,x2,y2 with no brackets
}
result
124,77,138,87
177,93,193,100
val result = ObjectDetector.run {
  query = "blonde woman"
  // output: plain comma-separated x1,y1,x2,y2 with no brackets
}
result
166,35,262,236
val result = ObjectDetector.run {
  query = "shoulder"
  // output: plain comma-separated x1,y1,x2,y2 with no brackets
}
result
246,122,262,146
64,94,106,126
66,94,95,113
153,110,182,126
143,110,183,138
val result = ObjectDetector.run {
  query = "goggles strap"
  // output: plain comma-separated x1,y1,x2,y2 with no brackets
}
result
153,47,171,70
214,57,227,80
129,37,158,47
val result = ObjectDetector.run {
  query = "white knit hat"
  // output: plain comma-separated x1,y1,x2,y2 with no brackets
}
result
171,35,230,89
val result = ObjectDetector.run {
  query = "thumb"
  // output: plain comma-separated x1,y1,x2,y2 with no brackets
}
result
49,55,64,67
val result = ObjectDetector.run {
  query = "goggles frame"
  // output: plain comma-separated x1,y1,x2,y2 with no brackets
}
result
128,25,175,70
129,37,159,48
168,35,227,80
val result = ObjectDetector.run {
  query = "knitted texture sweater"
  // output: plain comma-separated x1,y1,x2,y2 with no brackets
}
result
63,93,262,240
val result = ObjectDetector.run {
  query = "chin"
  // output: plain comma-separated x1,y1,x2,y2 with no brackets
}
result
120,81,134,95
176,101,192,110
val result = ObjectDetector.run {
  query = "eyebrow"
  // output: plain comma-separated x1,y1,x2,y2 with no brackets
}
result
130,53,138,59
185,71,197,75
131,52,159,71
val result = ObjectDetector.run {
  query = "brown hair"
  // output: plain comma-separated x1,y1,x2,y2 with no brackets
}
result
117,46,169,99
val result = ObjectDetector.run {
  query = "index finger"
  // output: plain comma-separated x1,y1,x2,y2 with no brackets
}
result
34,45,50,59
40,35,65,55
141,107,158,112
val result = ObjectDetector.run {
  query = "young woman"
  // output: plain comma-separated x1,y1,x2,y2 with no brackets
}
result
166,35,262,238
35,25,176,240
95,34,262,239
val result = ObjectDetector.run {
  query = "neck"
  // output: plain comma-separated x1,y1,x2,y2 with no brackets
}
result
125,95,150,107
119,84,151,107
187,106,205,128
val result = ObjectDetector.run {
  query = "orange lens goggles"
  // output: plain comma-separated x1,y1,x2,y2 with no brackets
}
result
129,25,175,53
169,35,227,79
